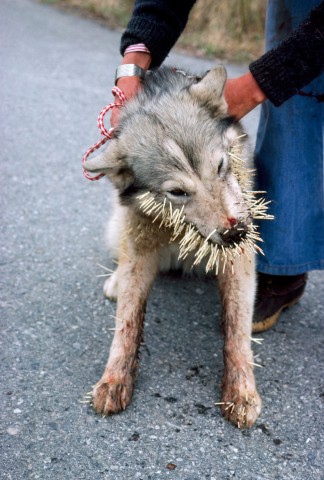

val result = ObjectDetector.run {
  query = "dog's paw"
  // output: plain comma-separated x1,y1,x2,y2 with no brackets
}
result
220,389,261,428
92,373,134,416
103,271,118,301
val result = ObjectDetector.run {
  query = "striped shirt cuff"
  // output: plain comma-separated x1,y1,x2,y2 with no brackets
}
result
124,43,151,55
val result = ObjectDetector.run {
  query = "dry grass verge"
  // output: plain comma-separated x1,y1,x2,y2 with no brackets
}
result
42,0,266,62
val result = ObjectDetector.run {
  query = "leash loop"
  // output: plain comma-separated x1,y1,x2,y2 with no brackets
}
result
82,86,126,181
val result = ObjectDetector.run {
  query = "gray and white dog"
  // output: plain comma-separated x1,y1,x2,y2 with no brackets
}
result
84,66,263,428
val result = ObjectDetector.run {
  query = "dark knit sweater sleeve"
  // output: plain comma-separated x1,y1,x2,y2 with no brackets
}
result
120,0,196,68
249,1,324,106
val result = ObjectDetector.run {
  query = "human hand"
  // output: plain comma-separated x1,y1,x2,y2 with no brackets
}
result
224,72,267,120
111,76,143,128
110,51,152,129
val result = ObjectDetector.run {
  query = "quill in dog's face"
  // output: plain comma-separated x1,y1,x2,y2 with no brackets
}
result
85,66,251,248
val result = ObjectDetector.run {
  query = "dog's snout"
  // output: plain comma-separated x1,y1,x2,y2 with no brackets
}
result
227,217,237,227
220,222,248,246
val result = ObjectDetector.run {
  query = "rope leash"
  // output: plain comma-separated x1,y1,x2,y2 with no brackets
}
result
82,86,127,181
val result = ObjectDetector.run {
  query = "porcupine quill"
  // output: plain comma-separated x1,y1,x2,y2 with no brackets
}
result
137,137,273,274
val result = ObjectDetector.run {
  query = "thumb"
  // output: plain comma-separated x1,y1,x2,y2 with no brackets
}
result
110,107,121,129
110,76,143,128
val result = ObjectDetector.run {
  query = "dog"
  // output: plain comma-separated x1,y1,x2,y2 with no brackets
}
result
84,66,265,428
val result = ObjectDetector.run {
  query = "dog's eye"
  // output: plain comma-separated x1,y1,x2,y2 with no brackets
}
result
168,189,188,197
218,159,224,175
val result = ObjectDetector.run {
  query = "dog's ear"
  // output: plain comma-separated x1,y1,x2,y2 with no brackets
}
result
83,139,134,190
189,65,228,116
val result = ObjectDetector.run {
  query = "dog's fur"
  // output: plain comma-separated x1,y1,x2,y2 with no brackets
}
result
84,66,262,428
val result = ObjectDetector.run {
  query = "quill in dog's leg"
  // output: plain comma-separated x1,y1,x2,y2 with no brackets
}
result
217,253,261,428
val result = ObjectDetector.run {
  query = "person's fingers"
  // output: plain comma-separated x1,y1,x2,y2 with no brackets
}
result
110,107,121,129
224,73,266,120
110,76,143,128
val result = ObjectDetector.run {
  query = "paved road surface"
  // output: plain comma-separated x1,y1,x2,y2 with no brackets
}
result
1,1,323,479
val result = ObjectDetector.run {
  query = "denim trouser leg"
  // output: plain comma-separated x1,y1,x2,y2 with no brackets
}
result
255,0,324,275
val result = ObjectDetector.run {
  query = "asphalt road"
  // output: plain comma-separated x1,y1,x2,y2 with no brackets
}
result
1,1,323,479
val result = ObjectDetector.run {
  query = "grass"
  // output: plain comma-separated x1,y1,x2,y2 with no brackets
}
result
41,0,266,63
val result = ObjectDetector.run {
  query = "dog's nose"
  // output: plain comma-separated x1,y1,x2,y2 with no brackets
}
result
227,217,237,227
220,222,248,246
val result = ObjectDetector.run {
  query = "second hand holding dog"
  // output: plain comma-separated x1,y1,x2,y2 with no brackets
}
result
111,51,267,128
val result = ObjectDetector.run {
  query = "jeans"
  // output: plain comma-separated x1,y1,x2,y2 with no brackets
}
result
255,0,324,275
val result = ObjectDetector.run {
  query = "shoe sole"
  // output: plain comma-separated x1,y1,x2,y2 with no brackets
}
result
252,296,301,334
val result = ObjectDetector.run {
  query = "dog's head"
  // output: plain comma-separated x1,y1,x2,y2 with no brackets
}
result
84,66,253,248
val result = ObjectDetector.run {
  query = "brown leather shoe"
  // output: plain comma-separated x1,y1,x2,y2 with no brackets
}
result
252,273,307,333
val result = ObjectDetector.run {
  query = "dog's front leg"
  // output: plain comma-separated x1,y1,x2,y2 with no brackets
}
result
92,242,159,416
217,254,261,428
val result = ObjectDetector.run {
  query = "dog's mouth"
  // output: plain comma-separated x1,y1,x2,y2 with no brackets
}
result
219,222,249,247
137,191,269,274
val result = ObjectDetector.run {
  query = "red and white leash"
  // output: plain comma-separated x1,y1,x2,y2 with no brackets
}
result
82,86,127,181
